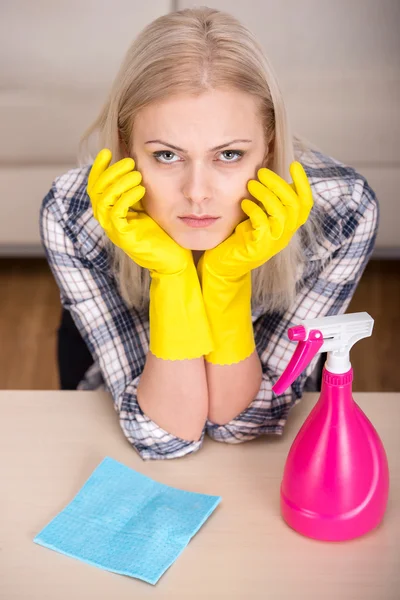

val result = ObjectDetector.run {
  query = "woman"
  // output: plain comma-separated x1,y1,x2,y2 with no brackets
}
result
40,7,378,460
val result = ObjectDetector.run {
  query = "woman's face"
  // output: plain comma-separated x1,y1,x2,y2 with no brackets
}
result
130,88,268,251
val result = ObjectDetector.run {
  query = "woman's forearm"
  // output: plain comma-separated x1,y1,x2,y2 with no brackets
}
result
137,352,209,441
206,349,263,425
137,254,213,442
198,260,262,424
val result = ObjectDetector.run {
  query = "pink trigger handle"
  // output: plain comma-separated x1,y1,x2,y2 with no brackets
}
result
272,326,324,395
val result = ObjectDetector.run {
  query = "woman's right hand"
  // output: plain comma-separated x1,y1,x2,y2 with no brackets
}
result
87,149,191,275
88,149,214,360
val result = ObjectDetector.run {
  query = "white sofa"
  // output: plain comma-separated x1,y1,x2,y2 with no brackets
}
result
1,0,399,255
0,0,171,253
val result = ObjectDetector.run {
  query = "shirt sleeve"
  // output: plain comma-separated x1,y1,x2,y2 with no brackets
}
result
206,175,379,443
40,185,206,460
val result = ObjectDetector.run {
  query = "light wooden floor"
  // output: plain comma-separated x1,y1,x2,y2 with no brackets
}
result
0,258,399,391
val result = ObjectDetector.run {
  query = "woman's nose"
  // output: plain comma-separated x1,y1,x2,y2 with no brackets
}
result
182,162,214,204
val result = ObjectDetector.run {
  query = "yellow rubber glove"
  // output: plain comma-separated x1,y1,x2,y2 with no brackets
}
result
87,148,213,360
198,161,314,365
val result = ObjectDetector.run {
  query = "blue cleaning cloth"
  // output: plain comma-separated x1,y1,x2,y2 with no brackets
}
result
33,456,221,585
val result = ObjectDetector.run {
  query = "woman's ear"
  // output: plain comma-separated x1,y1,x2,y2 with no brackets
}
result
118,132,130,158
263,136,274,169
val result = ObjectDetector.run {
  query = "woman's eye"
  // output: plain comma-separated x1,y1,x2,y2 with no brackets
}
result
153,151,179,164
220,150,244,162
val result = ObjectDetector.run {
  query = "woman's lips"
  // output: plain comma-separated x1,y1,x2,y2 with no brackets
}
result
178,216,220,228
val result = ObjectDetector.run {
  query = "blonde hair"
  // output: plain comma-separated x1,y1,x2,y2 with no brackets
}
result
79,6,318,313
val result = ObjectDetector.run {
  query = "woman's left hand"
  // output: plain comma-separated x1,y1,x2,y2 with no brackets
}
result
199,161,313,278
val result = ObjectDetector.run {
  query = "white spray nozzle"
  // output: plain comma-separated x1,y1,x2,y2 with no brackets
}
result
272,312,375,394
296,312,374,374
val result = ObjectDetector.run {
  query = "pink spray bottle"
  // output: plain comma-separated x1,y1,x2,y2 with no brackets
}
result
272,312,390,541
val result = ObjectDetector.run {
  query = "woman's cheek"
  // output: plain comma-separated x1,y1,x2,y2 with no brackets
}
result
140,180,160,216
139,173,160,209
142,185,176,231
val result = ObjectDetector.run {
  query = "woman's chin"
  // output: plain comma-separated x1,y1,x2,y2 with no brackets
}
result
175,230,225,251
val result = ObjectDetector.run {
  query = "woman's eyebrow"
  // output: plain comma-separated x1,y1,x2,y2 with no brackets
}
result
144,139,252,152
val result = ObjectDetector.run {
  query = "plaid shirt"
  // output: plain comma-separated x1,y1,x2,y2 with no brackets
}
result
40,147,379,460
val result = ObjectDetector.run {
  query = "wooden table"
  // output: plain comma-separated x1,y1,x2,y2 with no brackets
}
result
1,390,399,599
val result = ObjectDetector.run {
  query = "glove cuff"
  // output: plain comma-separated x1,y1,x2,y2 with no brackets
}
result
149,262,214,360
201,265,255,365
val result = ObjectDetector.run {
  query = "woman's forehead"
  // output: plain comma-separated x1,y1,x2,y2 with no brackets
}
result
133,90,263,138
